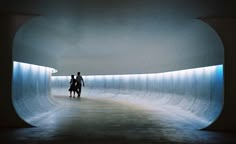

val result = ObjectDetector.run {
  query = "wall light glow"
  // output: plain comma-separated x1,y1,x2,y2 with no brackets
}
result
51,64,223,129
14,61,57,74
12,61,57,126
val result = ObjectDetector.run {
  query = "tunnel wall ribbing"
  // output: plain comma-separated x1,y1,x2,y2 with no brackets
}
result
51,65,223,129
12,61,57,126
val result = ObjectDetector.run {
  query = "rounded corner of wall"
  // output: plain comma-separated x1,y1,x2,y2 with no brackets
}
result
12,61,56,127
197,18,225,52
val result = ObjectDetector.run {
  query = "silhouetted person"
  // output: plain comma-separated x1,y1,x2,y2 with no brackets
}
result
68,75,76,98
75,72,85,97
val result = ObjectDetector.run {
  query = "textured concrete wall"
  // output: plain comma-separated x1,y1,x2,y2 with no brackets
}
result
51,65,223,129
12,61,57,126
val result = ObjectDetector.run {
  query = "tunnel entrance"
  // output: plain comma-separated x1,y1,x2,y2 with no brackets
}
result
11,13,224,142
8,14,228,143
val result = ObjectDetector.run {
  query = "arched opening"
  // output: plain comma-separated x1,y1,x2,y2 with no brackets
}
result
12,15,224,132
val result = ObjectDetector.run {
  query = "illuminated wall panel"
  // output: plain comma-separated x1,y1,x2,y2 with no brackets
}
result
12,61,56,126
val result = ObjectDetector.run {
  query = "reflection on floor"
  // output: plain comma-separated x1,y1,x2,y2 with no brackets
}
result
1,95,236,144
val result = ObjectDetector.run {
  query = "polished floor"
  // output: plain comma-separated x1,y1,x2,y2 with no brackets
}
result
1,95,236,144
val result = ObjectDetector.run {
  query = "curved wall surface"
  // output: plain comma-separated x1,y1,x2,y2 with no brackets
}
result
12,61,57,126
51,64,224,129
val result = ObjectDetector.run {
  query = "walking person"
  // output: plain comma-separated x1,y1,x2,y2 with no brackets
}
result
75,72,85,98
68,75,76,98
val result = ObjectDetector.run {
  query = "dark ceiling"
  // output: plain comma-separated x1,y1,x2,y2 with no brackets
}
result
2,0,235,75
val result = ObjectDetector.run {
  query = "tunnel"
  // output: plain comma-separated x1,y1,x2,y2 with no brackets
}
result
10,16,226,143
12,61,224,129
1,0,236,143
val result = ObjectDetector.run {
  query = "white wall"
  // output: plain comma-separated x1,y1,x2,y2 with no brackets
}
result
12,61,57,126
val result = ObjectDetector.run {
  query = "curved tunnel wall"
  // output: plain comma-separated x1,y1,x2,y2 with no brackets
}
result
12,61,57,126
51,64,224,129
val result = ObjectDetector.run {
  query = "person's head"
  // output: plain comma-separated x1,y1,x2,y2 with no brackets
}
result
71,75,74,78
77,72,80,75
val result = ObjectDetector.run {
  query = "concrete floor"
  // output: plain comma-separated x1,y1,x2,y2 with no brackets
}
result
1,95,236,144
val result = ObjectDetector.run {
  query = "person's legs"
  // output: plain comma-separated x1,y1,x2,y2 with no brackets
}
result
75,87,79,96
73,90,75,97
77,84,82,97
69,90,72,97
